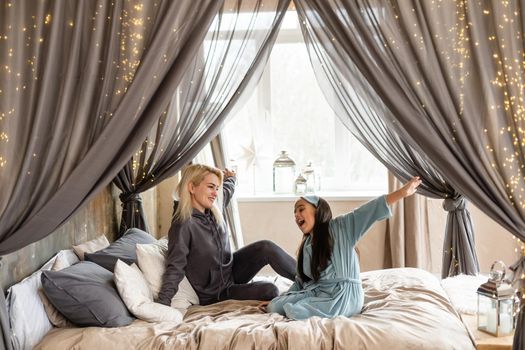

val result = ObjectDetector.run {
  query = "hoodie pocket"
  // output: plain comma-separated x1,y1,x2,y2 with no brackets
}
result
207,267,222,288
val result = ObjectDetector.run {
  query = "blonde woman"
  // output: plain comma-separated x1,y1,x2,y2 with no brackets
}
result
158,164,296,306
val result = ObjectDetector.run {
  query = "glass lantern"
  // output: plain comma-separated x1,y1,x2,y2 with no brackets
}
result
294,174,307,195
303,161,316,194
273,151,295,194
477,261,517,336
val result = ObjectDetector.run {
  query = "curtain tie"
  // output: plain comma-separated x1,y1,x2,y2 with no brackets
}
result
119,192,142,205
442,196,465,212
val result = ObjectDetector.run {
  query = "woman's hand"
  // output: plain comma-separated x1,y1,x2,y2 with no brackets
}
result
223,168,236,179
402,176,422,197
256,300,270,312
386,176,422,206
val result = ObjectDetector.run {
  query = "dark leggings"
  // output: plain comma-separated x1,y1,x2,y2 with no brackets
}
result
218,240,296,302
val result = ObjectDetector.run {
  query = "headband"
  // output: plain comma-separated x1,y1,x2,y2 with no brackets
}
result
300,195,320,208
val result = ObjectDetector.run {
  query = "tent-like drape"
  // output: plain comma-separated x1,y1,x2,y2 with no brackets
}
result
296,0,479,278
296,0,525,344
0,0,221,254
295,0,525,242
113,0,291,237
0,1,222,348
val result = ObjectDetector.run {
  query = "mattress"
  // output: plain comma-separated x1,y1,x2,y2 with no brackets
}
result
35,267,475,350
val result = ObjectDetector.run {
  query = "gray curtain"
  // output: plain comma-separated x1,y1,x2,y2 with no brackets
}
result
296,0,479,278
509,252,524,349
295,0,525,344
510,254,525,297
0,0,220,253
295,0,525,241
113,0,291,237
0,1,222,348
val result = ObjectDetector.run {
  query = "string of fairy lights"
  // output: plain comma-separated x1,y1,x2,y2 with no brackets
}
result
1,1,525,244
384,1,525,274
0,1,162,178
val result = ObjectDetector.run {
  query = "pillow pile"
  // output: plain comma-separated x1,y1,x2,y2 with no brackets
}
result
40,229,156,328
41,261,135,327
33,229,198,330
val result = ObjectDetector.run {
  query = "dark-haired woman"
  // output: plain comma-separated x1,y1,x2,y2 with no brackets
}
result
267,176,422,320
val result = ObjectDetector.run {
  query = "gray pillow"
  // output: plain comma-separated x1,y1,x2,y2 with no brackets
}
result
84,228,156,272
41,261,134,327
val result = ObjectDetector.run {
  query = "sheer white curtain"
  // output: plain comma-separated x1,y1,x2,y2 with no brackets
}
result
113,0,292,237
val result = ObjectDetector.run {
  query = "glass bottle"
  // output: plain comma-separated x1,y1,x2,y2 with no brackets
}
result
273,151,295,194
294,174,307,195
303,161,316,194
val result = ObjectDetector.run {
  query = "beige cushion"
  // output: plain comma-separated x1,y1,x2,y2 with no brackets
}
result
51,250,80,271
113,260,183,323
38,289,73,328
136,240,199,311
72,235,110,260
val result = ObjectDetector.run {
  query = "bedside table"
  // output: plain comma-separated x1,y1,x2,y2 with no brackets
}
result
461,314,513,350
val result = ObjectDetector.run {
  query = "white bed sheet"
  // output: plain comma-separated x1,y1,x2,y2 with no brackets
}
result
35,268,475,350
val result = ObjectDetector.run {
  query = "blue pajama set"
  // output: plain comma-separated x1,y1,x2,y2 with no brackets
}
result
267,195,392,320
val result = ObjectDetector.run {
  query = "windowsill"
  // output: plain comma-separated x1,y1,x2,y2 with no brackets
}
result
235,190,386,202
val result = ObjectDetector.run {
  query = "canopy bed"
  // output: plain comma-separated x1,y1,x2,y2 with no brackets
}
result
1,0,524,349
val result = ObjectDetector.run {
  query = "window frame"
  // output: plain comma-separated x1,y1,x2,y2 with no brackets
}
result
219,11,388,199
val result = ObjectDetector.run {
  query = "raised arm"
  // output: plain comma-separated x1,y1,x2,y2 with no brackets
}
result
222,168,237,208
386,176,422,206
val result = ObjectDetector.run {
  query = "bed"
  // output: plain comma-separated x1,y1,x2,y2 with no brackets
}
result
33,267,475,350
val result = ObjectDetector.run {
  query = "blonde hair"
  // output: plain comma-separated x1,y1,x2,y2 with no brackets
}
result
174,164,224,224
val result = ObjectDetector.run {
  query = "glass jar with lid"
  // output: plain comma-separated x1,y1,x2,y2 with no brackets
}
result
273,150,295,194
303,161,316,194
294,174,307,195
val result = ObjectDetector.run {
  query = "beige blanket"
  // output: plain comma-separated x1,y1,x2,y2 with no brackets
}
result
35,268,475,350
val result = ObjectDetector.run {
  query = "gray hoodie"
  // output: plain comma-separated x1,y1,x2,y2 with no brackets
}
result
157,177,236,306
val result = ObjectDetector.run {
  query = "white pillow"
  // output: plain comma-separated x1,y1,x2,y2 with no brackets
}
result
113,260,183,323
136,240,199,311
135,239,168,298
7,259,56,350
72,234,110,260
7,249,81,349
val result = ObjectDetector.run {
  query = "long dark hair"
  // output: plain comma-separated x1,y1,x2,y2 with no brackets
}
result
297,198,333,282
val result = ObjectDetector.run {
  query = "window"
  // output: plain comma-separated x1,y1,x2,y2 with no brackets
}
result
221,11,387,197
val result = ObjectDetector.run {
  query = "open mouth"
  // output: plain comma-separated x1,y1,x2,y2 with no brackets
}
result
296,219,305,228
